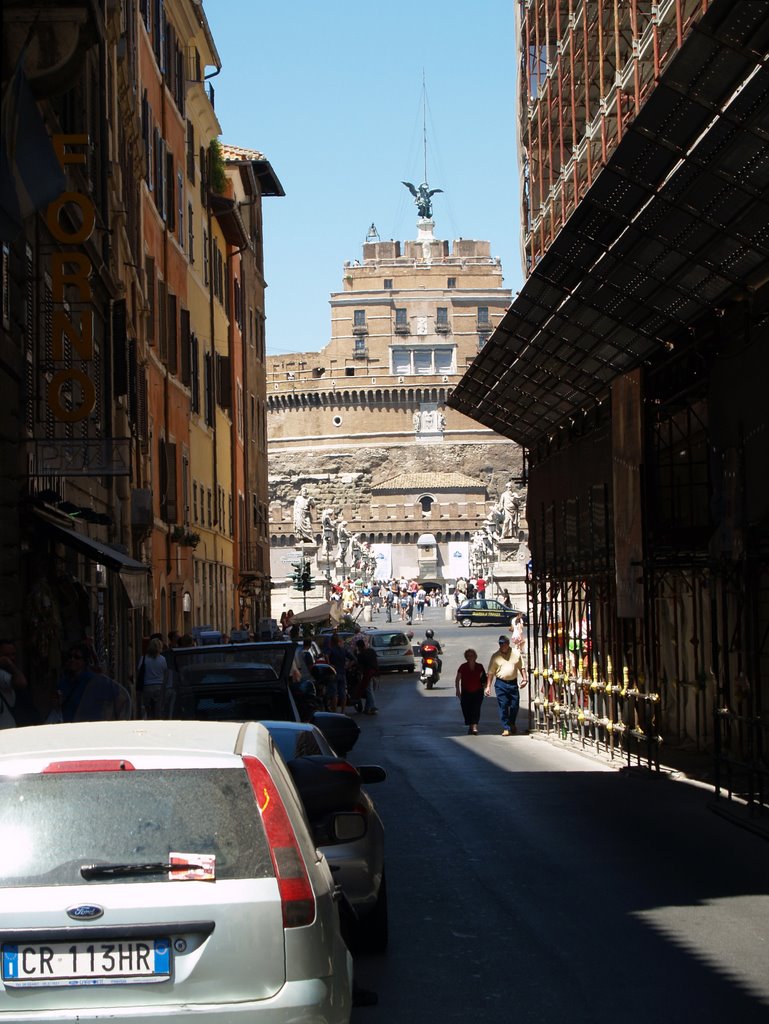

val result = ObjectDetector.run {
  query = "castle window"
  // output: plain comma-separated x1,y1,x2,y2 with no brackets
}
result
384,278,393,289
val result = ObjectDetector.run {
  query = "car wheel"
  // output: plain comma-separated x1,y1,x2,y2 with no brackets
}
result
357,871,388,954
460,618,473,628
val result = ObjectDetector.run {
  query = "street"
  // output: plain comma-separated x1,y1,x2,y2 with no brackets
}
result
349,608,769,1023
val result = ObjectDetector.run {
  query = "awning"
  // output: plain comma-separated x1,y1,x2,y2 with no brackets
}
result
292,601,342,626
40,518,148,574
448,0,769,449
34,513,150,607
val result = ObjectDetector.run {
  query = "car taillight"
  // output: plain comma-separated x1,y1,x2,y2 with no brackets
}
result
243,755,316,928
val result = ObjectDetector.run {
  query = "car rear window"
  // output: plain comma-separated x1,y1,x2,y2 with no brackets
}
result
370,633,408,648
0,768,272,888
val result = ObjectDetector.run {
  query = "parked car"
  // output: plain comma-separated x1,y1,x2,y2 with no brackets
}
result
361,629,415,673
262,720,388,953
456,599,527,628
0,720,352,1023
163,641,361,754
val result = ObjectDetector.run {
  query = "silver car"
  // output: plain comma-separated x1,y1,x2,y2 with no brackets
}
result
262,720,387,953
0,720,352,1023
362,629,415,673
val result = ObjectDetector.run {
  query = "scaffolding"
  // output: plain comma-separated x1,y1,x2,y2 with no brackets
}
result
519,0,712,270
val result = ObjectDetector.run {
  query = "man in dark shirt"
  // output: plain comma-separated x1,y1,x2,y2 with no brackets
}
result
355,639,379,715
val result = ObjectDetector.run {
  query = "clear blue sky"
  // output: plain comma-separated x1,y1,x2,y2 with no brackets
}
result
204,1,523,355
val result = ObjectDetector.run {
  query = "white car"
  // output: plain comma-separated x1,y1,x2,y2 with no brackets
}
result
0,720,352,1023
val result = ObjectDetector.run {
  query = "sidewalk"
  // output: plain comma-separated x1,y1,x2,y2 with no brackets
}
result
526,716,769,840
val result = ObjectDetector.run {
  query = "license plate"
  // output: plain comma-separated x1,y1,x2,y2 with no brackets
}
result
2,939,171,987
423,667,433,676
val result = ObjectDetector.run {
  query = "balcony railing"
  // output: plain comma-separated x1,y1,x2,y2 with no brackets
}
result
352,324,368,335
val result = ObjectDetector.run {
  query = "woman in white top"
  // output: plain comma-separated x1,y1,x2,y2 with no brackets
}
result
139,637,167,718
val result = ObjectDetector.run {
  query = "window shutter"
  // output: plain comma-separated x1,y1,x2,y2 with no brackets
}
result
217,353,231,411
157,280,167,362
180,307,191,385
145,257,155,343
166,149,175,230
167,292,178,374
113,299,128,395
164,440,178,522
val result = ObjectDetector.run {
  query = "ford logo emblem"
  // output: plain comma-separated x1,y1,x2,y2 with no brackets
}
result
67,905,104,921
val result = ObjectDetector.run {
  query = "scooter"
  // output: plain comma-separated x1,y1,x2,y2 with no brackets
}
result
420,644,441,689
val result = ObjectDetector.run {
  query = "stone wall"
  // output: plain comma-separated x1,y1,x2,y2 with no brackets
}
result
269,441,524,529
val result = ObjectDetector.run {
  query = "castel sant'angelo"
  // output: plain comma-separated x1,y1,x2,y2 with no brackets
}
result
266,185,529,612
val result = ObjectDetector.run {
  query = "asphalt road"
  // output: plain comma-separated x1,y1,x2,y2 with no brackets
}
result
348,607,769,1023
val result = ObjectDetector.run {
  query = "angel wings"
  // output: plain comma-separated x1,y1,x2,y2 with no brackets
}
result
402,181,443,219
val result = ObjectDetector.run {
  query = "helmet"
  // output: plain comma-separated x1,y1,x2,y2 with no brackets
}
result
425,629,434,639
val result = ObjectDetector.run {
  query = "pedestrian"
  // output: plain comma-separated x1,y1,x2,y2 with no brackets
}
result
0,638,32,729
455,648,486,735
384,587,394,622
415,586,426,621
484,634,528,736
54,644,130,722
138,636,168,718
326,633,351,713
502,588,512,608
510,612,526,651
354,638,379,715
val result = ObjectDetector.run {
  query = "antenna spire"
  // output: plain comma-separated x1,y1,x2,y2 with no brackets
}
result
422,70,428,184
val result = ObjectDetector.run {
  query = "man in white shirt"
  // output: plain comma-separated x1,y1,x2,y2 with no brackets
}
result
484,635,527,736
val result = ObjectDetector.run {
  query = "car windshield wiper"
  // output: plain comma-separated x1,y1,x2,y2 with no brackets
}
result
80,862,202,880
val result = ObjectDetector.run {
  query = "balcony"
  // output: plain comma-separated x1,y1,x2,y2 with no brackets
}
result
435,322,452,334
394,323,410,335
352,324,368,335
352,346,369,359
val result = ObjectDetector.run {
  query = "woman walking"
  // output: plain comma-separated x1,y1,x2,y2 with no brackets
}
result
139,636,168,718
455,648,486,735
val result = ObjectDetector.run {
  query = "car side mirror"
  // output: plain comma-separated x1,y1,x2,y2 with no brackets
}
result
310,711,361,756
357,765,386,784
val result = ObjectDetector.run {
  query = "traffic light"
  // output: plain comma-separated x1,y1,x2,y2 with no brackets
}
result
301,564,315,592
290,560,315,593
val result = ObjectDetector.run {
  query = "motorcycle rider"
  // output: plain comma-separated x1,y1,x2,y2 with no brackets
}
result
418,628,443,676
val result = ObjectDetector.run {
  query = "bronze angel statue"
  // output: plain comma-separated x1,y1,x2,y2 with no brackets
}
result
402,181,443,219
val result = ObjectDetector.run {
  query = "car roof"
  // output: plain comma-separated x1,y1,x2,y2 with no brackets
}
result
0,720,270,770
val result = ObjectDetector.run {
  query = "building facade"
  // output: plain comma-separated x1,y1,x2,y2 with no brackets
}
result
450,0,769,811
267,214,527,613
0,0,277,715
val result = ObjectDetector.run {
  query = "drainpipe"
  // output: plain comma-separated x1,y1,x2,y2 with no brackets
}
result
206,148,220,622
